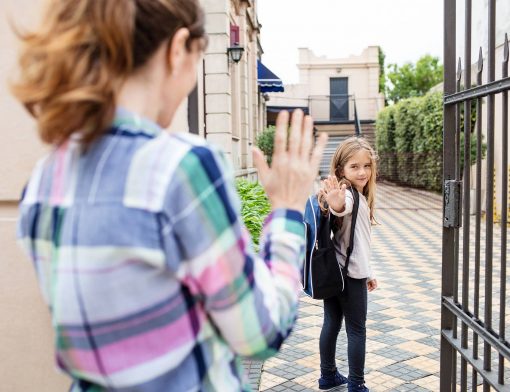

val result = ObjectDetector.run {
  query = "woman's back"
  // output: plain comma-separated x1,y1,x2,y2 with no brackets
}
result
12,1,328,390
19,111,271,391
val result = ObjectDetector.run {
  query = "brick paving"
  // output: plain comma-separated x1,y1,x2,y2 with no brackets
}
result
243,182,447,391
242,182,510,391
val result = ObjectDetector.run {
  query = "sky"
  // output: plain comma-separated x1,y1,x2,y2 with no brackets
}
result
257,0,443,84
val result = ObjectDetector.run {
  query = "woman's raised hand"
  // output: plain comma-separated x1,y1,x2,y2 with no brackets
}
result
253,110,327,213
323,175,347,213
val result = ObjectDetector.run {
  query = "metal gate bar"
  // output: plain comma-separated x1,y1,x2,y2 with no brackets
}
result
444,77,510,105
473,47,484,392
441,0,457,387
454,58,462,351
443,330,510,391
500,35,509,386
483,3,496,390
461,2,473,389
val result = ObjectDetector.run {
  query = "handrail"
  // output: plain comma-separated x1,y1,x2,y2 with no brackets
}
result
353,98,362,135
267,94,382,123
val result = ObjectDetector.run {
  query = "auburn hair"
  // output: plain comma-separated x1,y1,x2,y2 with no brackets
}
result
318,136,378,223
11,0,206,146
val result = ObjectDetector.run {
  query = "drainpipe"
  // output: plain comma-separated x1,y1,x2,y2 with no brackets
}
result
187,85,199,135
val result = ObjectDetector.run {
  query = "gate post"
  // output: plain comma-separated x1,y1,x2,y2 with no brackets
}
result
441,0,457,391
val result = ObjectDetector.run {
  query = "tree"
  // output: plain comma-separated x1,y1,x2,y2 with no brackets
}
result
385,55,443,104
378,47,386,95
255,126,275,165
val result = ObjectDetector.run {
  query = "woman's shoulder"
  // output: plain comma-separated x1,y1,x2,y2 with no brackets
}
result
166,131,208,147
20,152,55,206
165,133,230,175
155,132,225,157
124,133,230,211
135,132,226,170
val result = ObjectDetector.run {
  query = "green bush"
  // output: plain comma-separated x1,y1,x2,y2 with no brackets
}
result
394,97,422,185
236,179,271,248
375,105,397,180
375,91,486,192
419,92,443,191
256,126,276,165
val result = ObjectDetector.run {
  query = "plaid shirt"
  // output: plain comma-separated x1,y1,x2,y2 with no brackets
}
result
18,109,305,391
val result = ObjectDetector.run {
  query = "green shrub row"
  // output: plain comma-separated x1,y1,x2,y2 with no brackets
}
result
235,179,271,249
375,91,483,192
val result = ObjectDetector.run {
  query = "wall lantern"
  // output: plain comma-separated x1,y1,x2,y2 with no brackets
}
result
228,43,245,63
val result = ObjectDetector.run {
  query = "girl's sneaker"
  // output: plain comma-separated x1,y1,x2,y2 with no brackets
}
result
347,381,369,392
318,370,348,390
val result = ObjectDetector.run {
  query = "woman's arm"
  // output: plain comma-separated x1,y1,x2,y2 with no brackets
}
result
166,110,326,359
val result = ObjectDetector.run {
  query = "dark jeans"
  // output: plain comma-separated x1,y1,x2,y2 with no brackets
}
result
319,276,368,384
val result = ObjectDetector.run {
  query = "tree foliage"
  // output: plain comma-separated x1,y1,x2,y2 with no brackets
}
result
378,46,386,94
385,55,443,104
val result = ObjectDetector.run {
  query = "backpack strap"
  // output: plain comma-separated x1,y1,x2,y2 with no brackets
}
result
344,187,360,273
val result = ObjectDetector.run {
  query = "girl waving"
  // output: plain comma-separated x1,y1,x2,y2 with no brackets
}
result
318,137,378,392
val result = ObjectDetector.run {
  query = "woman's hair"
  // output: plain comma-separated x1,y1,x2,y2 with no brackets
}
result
318,136,378,223
11,0,206,146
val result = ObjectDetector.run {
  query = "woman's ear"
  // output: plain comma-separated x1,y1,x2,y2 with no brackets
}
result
166,27,191,75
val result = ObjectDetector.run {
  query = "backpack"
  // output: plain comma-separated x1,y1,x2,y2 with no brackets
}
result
302,188,360,299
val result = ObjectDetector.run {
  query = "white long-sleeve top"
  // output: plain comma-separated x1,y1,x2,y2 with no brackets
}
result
329,191,374,280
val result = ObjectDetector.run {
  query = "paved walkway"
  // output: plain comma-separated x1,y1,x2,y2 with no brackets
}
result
244,182,445,391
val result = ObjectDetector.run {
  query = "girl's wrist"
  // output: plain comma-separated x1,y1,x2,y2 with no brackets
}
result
329,204,345,217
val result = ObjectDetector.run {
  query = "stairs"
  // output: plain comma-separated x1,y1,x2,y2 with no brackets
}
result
318,134,350,177
315,121,376,178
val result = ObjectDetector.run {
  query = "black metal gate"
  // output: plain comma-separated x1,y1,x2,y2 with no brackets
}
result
441,0,510,390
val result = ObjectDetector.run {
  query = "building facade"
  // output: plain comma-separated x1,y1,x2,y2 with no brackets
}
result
170,0,266,179
0,0,267,390
267,46,385,175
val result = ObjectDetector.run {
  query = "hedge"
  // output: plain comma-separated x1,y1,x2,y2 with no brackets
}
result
394,97,422,186
375,105,397,181
375,91,484,192
235,179,271,248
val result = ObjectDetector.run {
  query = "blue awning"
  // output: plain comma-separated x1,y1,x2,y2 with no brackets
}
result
257,60,284,92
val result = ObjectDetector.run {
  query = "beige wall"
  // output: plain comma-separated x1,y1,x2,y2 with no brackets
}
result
1,0,71,390
266,84,309,108
267,46,385,121
1,0,48,201
0,203,71,391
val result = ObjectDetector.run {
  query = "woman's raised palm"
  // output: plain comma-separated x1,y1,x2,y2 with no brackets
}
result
253,110,327,212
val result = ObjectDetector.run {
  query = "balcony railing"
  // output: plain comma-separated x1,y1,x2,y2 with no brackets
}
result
307,95,383,123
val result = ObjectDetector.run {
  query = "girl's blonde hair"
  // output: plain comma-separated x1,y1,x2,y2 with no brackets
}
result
319,136,378,223
11,0,206,146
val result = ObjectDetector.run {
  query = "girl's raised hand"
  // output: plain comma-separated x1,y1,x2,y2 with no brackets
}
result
322,175,346,213
253,110,327,213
